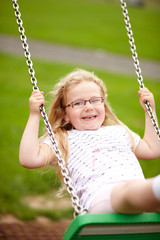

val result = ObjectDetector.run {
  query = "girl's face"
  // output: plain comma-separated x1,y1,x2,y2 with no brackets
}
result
64,81,105,131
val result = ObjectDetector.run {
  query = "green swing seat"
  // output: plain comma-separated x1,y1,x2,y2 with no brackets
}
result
63,213,160,240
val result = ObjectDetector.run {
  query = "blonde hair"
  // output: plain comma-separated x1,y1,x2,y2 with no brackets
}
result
41,69,135,178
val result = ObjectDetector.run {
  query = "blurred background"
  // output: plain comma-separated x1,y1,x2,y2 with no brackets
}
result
0,0,160,221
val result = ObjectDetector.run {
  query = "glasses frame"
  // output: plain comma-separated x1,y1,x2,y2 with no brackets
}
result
65,97,104,109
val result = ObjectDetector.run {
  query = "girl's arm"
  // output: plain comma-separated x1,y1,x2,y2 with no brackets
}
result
135,88,160,160
19,91,54,169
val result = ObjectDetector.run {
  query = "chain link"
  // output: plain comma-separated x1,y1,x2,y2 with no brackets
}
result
120,0,160,141
11,0,87,217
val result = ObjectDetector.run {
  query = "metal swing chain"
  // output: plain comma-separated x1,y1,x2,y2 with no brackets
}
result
120,0,160,141
11,0,87,217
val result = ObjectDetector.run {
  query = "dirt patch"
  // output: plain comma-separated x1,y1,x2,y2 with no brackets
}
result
22,195,72,210
35,215,71,226
0,212,72,240
0,219,71,240
0,213,71,225
0,214,23,224
0,195,72,226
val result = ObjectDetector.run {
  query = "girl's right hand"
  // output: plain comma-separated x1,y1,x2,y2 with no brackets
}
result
29,90,45,115
138,88,155,113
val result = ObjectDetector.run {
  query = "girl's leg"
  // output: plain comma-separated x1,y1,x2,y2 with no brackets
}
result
89,183,116,214
111,176,160,214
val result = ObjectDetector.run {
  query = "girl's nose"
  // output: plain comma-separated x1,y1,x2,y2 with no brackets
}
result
84,101,94,110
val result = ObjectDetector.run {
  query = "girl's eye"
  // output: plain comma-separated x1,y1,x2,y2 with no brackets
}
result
91,98,98,103
90,98,100,104
73,101,84,106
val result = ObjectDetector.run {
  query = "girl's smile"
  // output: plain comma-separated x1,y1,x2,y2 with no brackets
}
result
82,115,97,120
64,81,105,130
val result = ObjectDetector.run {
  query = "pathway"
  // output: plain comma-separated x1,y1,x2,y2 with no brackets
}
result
0,33,160,81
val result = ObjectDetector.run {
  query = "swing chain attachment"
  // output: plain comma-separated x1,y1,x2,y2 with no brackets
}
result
120,0,160,141
11,0,87,217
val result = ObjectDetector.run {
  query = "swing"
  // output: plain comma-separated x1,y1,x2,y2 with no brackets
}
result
11,0,160,239
63,213,160,239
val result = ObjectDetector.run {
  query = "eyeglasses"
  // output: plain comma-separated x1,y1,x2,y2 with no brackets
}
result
65,97,104,109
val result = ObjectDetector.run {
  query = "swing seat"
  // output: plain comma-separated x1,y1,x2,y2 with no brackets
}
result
63,212,160,240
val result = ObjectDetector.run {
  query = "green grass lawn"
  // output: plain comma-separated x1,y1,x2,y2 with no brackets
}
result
0,0,160,60
0,53,160,220
0,0,160,221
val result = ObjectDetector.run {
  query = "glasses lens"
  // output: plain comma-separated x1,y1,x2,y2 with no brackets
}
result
73,100,84,108
90,97,102,105
71,97,104,109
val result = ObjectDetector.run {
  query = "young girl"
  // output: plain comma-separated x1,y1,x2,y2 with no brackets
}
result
19,69,160,214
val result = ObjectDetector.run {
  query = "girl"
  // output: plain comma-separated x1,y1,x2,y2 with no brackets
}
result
19,69,160,214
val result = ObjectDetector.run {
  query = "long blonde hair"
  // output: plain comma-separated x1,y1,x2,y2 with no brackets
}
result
41,69,134,177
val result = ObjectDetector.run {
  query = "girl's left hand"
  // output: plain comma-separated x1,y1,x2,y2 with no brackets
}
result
138,88,155,112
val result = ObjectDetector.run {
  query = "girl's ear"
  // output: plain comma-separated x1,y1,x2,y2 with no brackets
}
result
63,111,70,123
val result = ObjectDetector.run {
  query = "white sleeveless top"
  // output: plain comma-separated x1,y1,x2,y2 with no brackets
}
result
44,125,145,210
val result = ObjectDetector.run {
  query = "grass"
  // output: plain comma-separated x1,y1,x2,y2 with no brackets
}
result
0,52,160,220
0,0,160,221
0,0,160,60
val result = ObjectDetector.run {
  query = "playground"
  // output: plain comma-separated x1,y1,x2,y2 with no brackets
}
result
0,0,160,239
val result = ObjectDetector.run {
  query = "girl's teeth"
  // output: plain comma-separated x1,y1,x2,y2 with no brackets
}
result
84,116,95,119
